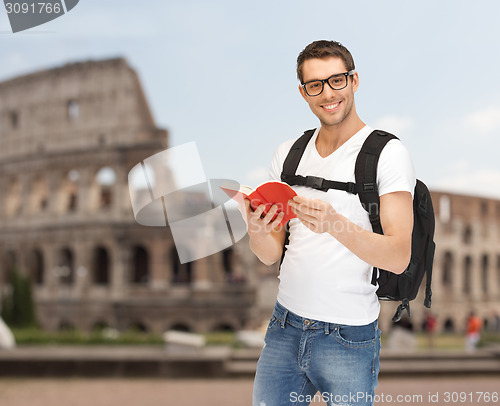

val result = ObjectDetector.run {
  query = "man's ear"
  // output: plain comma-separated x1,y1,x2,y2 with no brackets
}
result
351,71,360,93
298,84,308,102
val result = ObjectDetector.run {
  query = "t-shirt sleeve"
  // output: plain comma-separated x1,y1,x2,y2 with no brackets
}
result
269,145,282,182
376,139,416,197
269,139,296,182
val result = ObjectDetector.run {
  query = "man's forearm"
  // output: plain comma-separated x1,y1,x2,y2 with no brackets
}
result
249,234,283,266
328,211,411,274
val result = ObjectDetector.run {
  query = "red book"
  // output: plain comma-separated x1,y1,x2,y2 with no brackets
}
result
220,181,297,226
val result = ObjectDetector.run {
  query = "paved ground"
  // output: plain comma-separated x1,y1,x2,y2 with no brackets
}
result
2,345,500,378
0,377,498,406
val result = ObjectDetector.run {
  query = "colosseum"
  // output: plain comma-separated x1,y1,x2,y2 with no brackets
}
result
0,58,499,335
0,58,273,334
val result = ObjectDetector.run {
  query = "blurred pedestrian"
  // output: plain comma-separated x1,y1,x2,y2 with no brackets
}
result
423,311,437,348
465,311,482,352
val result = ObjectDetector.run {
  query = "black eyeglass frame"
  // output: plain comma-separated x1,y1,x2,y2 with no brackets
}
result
301,70,355,96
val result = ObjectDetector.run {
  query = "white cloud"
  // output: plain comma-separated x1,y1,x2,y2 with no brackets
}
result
431,166,500,199
463,105,500,135
372,115,414,135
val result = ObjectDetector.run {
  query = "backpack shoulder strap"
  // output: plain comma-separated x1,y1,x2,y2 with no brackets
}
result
279,130,315,267
281,129,316,183
356,130,398,286
281,129,357,193
355,130,399,234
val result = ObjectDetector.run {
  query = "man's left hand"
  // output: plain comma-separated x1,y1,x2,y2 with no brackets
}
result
288,196,337,234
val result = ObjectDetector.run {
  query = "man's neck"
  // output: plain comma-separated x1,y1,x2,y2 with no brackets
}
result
316,116,365,157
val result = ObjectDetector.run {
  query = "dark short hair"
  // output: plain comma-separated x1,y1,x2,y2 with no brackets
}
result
296,40,355,83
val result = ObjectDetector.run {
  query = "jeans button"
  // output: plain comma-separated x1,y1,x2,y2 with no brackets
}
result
304,319,311,326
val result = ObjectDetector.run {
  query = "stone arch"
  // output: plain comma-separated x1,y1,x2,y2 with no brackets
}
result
463,256,472,295
28,248,44,285
67,99,79,121
129,321,148,332
442,251,453,291
29,176,49,213
212,322,236,332
93,246,110,285
59,170,79,213
171,246,192,284
3,250,18,284
6,178,22,217
131,245,149,284
92,320,110,331
439,195,451,223
443,318,455,333
9,110,19,129
168,322,192,332
463,225,473,245
481,254,489,294
222,247,236,282
90,166,116,211
480,200,489,217
58,247,75,285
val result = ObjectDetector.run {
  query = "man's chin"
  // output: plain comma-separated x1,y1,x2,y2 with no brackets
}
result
319,116,346,128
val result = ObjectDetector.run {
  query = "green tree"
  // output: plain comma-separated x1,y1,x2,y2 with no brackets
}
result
0,268,36,328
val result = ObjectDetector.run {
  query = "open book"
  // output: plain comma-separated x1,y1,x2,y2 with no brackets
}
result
220,181,297,226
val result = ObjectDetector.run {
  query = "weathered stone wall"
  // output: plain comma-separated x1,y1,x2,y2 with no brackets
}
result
379,191,500,333
0,58,265,334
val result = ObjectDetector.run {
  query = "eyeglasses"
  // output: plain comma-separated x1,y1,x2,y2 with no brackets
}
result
301,70,355,97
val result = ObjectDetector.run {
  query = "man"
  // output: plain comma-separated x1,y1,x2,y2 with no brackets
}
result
245,40,416,406
465,311,482,352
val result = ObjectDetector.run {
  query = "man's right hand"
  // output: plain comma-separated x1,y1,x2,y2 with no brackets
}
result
244,199,285,239
239,199,286,266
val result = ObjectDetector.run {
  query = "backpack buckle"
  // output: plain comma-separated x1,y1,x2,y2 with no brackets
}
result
346,182,357,194
305,176,326,191
363,182,377,193
392,298,411,323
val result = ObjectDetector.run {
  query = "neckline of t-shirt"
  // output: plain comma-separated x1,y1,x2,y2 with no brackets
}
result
309,125,373,160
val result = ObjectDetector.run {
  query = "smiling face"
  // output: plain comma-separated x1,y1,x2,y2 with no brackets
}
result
299,56,359,129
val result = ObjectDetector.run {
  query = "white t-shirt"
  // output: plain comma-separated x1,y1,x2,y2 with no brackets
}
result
269,125,416,326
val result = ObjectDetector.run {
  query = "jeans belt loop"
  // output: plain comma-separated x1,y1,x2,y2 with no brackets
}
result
280,309,288,329
324,322,330,335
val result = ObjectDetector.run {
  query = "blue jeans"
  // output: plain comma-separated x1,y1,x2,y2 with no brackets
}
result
253,301,381,406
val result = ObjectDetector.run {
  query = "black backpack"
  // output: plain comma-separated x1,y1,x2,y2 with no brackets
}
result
280,129,436,322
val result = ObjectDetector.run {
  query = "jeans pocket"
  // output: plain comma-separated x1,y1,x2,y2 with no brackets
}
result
334,322,377,348
266,308,284,332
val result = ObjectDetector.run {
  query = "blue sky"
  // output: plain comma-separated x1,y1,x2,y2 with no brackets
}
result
2,0,500,198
